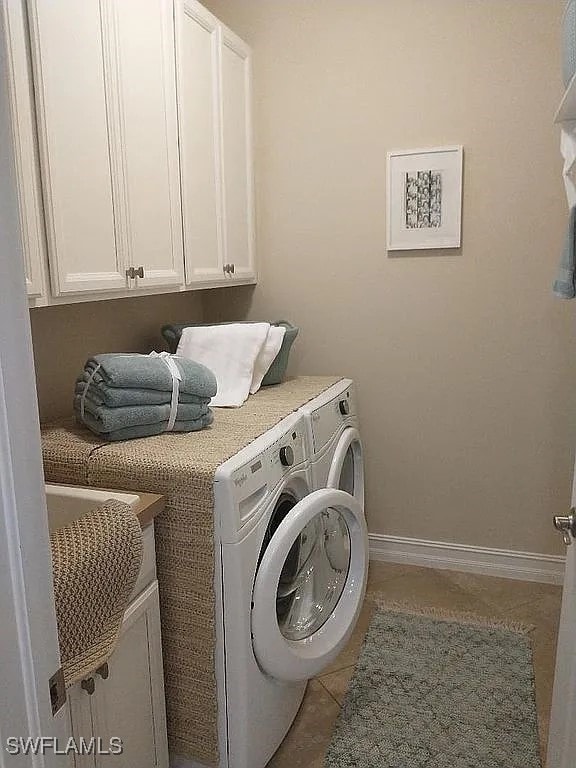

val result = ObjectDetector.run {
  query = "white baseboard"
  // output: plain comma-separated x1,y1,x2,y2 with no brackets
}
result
368,533,566,585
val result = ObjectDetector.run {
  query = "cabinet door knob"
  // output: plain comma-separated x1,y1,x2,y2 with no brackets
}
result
126,266,144,280
96,662,109,680
81,677,95,695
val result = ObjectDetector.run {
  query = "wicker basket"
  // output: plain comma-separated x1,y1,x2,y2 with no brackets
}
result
161,320,299,387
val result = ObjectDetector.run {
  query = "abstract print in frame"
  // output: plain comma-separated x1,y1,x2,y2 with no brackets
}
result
387,146,463,250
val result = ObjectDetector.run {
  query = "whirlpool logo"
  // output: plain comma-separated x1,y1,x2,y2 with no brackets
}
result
234,473,248,488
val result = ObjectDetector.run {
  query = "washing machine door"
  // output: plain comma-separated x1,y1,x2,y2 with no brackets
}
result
251,488,368,682
327,427,364,509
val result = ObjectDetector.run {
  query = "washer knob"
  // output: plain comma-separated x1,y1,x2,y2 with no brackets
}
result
339,399,350,416
279,445,294,466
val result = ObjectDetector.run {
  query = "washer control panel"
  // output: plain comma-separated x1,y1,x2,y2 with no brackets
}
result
229,423,306,515
267,428,305,476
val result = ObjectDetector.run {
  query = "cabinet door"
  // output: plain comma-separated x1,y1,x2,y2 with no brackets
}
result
27,0,126,295
91,581,168,768
220,27,256,282
67,683,97,768
113,0,184,290
2,0,46,299
177,0,226,286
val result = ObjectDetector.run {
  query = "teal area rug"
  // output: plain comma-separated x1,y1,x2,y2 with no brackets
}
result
324,607,541,768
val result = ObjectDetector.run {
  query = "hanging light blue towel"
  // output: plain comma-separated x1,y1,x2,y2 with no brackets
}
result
554,206,576,299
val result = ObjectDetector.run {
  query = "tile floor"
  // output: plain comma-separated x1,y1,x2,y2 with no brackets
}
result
268,562,563,768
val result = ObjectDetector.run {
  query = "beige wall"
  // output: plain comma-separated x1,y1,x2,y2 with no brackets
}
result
31,292,202,421
203,0,575,554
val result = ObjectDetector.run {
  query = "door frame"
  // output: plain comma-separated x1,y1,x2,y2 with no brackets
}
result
547,544,576,768
0,7,65,764
547,459,576,768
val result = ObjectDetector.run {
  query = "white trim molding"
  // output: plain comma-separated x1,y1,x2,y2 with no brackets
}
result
369,533,566,585
0,9,66,759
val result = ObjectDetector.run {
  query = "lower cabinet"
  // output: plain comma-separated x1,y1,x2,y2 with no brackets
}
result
66,580,169,768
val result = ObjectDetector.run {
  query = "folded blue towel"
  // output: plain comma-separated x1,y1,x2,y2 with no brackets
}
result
74,405,214,442
84,353,217,397
75,379,210,408
553,206,576,299
73,396,211,433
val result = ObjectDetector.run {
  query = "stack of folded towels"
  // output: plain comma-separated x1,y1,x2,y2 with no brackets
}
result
74,352,217,441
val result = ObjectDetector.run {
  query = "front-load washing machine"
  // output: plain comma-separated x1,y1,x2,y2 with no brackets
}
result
175,411,368,768
299,379,364,509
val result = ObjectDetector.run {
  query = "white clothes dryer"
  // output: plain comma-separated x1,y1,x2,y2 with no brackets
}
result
299,379,365,510
173,411,368,768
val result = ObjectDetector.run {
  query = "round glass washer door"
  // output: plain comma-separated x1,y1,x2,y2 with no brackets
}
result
327,427,364,510
251,488,368,682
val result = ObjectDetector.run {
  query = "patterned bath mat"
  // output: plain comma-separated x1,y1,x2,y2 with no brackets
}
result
324,607,541,768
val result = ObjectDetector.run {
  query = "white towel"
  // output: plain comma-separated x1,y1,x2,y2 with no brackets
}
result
176,323,270,407
561,126,576,209
250,325,286,394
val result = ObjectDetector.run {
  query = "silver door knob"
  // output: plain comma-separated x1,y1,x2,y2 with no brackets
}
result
553,510,576,546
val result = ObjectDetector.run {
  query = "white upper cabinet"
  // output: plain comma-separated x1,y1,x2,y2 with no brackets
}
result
177,0,256,287
27,0,183,296
27,0,124,295
3,0,47,300
220,27,256,282
176,0,223,285
112,0,183,290
4,0,254,304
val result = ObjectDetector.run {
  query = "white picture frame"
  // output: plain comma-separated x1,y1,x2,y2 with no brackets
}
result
386,145,463,251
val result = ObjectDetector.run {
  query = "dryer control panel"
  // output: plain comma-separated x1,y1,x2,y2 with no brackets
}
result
310,382,357,454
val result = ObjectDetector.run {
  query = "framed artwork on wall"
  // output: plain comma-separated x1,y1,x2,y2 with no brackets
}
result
386,145,463,251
